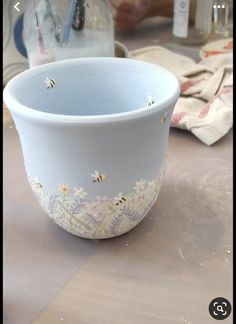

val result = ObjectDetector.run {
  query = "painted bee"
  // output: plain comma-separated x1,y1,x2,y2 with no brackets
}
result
147,96,154,107
115,197,127,206
34,177,43,189
91,170,107,183
160,111,170,124
44,77,56,89
36,182,43,189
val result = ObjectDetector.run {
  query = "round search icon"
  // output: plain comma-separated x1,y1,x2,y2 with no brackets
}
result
209,297,232,320
216,305,224,312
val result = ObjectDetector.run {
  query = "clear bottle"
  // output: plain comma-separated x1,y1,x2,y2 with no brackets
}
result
213,0,233,37
172,0,213,45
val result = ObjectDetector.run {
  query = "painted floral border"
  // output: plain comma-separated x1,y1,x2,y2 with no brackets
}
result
27,165,165,239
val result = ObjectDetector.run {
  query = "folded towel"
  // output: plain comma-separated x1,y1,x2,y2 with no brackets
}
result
130,46,233,145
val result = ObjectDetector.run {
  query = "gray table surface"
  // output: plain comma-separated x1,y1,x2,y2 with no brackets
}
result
3,17,233,324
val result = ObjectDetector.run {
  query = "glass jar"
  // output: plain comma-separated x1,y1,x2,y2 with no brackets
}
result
173,0,213,45
213,0,233,37
23,0,115,67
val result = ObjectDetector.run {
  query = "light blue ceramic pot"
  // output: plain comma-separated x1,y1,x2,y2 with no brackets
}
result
3,58,180,239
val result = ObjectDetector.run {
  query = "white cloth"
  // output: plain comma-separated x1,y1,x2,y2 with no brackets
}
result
130,46,233,145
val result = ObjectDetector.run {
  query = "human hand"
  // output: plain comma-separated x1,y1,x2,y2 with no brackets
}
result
109,0,152,30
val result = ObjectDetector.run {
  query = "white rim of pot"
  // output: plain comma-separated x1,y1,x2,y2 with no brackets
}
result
3,57,180,125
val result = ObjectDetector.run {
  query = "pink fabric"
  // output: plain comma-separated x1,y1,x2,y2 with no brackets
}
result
131,46,233,145
172,112,187,126
198,86,233,119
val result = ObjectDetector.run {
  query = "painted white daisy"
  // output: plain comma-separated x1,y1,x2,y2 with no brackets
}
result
59,183,71,195
95,195,108,202
147,180,155,187
84,200,96,213
134,179,147,193
73,187,87,199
